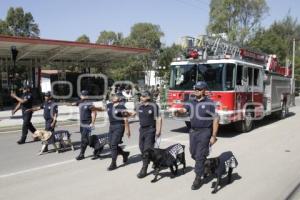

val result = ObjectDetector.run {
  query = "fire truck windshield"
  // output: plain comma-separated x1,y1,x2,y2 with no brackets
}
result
169,63,234,91
170,64,197,90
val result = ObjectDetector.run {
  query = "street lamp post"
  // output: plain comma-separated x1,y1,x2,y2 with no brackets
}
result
292,38,296,106
10,46,18,91
292,38,295,80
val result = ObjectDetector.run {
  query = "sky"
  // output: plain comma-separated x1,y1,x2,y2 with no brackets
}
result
0,0,299,46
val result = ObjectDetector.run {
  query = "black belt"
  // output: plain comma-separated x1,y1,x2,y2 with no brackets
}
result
141,125,155,128
110,121,124,126
191,127,210,131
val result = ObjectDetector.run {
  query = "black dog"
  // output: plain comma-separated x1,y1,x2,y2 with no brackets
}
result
143,143,186,183
204,151,238,194
89,134,109,159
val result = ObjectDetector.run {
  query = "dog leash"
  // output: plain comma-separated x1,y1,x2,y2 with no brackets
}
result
154,136,161,148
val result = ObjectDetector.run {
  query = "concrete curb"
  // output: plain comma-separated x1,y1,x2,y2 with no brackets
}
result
0,118,106,133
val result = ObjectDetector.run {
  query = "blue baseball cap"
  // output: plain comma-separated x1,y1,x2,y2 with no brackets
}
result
194,81,208,90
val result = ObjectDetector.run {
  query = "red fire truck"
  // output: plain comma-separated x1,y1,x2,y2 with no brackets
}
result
167,36,294,132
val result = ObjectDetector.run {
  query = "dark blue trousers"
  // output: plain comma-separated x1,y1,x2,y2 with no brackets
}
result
80,126,91,155
139,126,156,154
189,128,211,176
108,124,125,161
21,111,36,141
45,119,54,132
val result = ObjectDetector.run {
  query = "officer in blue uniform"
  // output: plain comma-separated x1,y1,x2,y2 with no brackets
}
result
106,94,131,171
137,91,162,178
27,91,58,152
28,91,58,132
175,81,219,190
11,86,37,144
72,90,99,160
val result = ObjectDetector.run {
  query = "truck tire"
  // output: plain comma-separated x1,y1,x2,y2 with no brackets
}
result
234,109,254,133
185,121,191,129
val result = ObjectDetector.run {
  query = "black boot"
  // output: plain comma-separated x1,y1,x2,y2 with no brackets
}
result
137,165,148,178
122,151,130,163
17,136,26,144
76,144,87,161
76,154,85,160
107,160,117,171
191,175,202,190
117,147,130,163
17,140,25,145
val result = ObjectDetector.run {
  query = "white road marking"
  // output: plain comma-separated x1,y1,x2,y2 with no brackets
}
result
0,159,75,178
0,134,189,179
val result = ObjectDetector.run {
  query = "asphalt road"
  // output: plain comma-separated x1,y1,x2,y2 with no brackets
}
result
1,99,300,200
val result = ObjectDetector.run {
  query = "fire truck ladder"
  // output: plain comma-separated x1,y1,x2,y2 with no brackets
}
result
195,35,241,58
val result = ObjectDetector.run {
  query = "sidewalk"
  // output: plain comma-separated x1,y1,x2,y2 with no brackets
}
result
0,101,135,132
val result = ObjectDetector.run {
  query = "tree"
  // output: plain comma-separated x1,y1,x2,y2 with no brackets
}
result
0,20,10,35
128,23,164,52
248,15,300,80
248,15,300,64
96,31,123,45
2,7,40,37
99,23,165,82
158,44,182,80
127,23,165,75
76,34,90,43
207,0,268,44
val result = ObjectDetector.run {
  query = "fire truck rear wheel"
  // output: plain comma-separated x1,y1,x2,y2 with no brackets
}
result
234,109,253,133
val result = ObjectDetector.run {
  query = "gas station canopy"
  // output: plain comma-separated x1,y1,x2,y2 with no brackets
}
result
0,35,150,63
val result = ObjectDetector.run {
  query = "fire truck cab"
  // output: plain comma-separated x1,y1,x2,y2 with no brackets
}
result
167,36,293,132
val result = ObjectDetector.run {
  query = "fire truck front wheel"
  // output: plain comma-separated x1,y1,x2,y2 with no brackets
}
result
234,109,254,133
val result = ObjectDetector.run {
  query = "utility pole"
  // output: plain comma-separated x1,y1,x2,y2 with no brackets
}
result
292,38,296,106
10,46,18,91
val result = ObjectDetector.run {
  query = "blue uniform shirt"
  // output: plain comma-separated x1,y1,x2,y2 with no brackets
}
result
138,103,160,127
184,96,216,128
107,102,127,125
40,101,58,120
21,92,33,112
77,100,94,125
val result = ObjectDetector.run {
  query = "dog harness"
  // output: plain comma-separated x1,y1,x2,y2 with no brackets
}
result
47,130,70,144
167,144,184,159
163,144,184,166
215,151,238,176
97,134,109,147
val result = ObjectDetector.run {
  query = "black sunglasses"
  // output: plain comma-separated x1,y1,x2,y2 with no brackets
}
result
194,88,205,91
